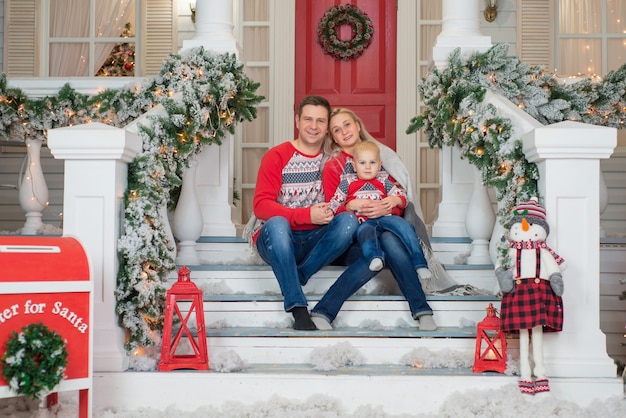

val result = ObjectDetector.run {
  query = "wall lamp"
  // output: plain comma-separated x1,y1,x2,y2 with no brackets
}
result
484,0,498,23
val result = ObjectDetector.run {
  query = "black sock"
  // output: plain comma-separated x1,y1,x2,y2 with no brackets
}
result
290,307,317,330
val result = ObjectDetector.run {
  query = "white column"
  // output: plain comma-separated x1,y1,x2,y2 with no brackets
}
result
182,0,238,238
523,121,617,378
431,0,493,238
432,0,492,68
48,122,142,372
183,0,238,54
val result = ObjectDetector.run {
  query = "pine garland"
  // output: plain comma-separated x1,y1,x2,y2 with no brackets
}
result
407,43,626,260
1,323,68,399
0,47,263,351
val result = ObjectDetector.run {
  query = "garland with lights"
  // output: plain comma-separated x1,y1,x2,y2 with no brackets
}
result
407,43,626,261
1,322,68,399
317,4,374,61
0,47,263,351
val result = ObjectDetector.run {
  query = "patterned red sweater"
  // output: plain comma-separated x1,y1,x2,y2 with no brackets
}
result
250,141,325,243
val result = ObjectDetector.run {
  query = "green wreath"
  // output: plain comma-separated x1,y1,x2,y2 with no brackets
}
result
317,4,374,61
1,322,68,399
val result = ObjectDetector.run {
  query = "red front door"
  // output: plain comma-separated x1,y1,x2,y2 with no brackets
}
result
295,0,397,150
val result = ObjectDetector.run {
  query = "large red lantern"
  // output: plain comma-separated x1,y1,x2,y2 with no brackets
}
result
159,266,209,371
473,303,507,373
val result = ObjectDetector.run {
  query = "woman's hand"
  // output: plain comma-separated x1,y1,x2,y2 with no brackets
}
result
310,202,334,225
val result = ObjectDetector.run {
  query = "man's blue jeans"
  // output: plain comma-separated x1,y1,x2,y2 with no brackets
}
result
358,215,428,270
311,231,433,323
256,212,358,312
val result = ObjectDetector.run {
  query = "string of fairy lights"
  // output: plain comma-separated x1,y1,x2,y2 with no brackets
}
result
0,47,263,350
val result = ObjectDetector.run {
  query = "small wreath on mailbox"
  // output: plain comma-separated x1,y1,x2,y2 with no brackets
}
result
317,4,374,61
1,322,68,399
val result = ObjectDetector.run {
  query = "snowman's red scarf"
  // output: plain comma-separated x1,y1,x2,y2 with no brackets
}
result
510,240,564,278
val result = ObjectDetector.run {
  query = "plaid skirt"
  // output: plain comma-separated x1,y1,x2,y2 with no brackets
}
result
500,278,563,333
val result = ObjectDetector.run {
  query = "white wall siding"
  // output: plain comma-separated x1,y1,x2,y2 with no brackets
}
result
0,0,5,72
601,147,626,237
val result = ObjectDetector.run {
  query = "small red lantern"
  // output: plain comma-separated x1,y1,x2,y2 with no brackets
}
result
473,303,507,373
158,266,209,371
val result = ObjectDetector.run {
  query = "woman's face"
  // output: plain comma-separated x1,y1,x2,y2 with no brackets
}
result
329,112,361,152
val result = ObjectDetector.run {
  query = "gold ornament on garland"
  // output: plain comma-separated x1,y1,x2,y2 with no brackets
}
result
1,322,68,399
317,4,374,61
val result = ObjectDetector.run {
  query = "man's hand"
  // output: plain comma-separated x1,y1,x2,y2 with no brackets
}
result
310,202,334,225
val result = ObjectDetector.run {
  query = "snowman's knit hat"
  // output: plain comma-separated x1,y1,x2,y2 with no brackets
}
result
508,197,550,235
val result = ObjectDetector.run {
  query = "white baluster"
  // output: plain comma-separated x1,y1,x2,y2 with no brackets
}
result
19,137,49,235
173,158,203,265
465,167,495,264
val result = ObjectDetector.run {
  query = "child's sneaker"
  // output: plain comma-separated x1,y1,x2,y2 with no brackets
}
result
369,258,383,272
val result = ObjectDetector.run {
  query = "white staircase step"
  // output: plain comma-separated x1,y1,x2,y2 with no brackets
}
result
175,263,500,295
202,326,494,364
93,368,622,416
196,236,488,269
198,295,499,328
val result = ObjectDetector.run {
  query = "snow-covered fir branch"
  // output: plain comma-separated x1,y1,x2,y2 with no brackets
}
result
407,43,625,265
0,47,263,351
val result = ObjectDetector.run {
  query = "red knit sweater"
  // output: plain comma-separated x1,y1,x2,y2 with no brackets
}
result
251,141,325,242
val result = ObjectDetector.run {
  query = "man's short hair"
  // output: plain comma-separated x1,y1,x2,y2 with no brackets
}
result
297,96,331,119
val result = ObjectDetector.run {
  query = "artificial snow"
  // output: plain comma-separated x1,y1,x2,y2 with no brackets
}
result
401,347,474,369
309,341,364,371
210,350,248,373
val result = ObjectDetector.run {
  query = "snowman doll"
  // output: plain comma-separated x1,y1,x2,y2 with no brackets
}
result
495,198,564,396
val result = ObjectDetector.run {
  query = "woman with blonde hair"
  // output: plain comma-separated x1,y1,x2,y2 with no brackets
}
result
311,108,458,331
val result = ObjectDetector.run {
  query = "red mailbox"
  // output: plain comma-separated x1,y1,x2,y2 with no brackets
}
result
0,236,92,417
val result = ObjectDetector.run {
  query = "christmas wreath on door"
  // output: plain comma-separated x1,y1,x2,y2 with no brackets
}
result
317,4,374,61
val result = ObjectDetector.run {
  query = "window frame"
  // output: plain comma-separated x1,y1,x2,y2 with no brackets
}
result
555,0,626,75
41,0,141,77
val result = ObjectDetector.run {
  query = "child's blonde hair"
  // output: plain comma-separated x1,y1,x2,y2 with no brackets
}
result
353,140,380,161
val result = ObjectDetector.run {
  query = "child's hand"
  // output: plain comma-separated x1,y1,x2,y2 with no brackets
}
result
356,200,388,219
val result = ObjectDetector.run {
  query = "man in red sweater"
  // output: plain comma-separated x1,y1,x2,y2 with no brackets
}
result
247,96,358,330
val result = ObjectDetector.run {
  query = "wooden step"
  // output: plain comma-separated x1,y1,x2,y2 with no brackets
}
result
199,294,500,328
201,325,497,364
92,367,622,416
174,263,500,295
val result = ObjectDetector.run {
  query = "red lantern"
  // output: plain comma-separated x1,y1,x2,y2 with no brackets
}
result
158,266,209,371
473,303,507,373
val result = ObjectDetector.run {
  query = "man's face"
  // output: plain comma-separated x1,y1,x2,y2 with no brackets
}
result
295,105,329,148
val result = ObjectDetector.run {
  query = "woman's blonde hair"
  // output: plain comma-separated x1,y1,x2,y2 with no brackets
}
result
324,107,377,158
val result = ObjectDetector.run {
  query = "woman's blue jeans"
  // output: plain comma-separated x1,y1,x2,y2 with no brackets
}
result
311,231,433,323
256,212,358,312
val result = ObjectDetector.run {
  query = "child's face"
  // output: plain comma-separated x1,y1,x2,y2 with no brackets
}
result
354,149,382,181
